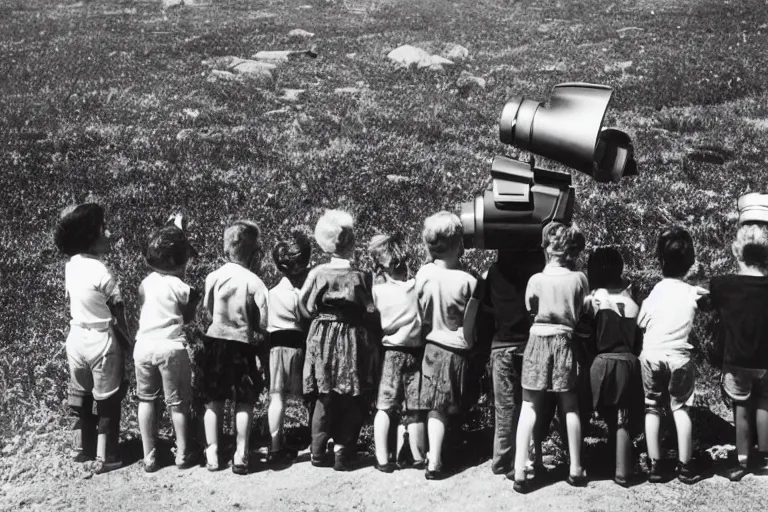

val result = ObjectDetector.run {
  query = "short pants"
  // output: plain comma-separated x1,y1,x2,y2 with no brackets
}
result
196,336,263,405
521,333,576,392
640,355,695,413
134,340,192,406
721,365,768,405
66,325,124,403
376,346,424,415
420,342,467,415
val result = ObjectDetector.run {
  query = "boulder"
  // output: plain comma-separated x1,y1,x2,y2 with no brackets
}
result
279,88,306,102
387,44,433,67
288,29,315,38
456,71,486,95
441,43,469,61
252,48,318,63
231,60,277,74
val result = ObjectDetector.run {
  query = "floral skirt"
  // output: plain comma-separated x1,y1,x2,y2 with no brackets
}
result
303,318,378,397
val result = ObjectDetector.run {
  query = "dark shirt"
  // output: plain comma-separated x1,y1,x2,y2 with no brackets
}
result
592,309,643,357
302,260,376,325
710,274,768,370
479,252,545,351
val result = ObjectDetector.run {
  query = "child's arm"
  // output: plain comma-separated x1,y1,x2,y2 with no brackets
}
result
108,298,132,353
693,285,712,312
524,274,539,323
463,275,483,348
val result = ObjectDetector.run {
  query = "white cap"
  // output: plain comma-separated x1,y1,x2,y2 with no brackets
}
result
738,193,768,225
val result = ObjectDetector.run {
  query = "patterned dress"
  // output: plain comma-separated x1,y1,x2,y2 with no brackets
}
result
301,259,378,397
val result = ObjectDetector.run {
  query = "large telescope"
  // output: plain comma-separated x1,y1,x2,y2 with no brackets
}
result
460,83,638,250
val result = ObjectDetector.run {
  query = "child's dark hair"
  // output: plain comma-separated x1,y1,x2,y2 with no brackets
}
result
145,226,196,273
587,247,624,289
272,229,312,275
54,203,105,256
368,232,409,275
656,226,695,278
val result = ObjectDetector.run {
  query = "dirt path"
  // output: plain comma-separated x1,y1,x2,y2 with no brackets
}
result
3,449,768,512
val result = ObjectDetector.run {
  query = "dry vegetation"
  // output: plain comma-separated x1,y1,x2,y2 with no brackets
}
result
1,0,768,488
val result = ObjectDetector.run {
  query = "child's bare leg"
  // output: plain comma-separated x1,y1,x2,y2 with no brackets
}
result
234,402,253,465
672,407,693,464
374,410,391,465
734,403,751,465
268,393,285,452
756,401,768,452
138,400,157,458
644,411,662,460
407,416,426,463
427,411,447,470
513,393,540,481
558,391,584,477
170,404,189,463
395,424,406,459
204,401,224,461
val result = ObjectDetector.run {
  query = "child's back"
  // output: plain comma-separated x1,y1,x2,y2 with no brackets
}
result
373,277,422,348
205,261,268,344
136,272,192,344
526,267,588,335
416,262,477,351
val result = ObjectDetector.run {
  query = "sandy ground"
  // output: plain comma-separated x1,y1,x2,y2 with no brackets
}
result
3,447,768,512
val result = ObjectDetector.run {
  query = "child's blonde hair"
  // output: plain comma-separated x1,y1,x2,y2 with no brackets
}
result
541,221,585,266
224,220,262,266
732,223,768,272
422,211,463,259
314,209,355,255
368,232,408,275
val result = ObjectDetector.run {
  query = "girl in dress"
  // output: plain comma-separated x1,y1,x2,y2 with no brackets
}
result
300,209,379,471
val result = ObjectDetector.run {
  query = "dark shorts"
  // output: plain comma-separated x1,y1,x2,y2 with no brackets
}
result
521,333,576,392
640,356,695,413
722,365,768,405
420,342,467,415
376,347,424,413
196,336,263,405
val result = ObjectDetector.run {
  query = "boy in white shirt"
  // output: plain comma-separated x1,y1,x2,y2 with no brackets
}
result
200,220,269,475
416,211,477,480
134,215,200,472
266,230,312,465
55,203,130,474
638,226,708,484
369,233,426,473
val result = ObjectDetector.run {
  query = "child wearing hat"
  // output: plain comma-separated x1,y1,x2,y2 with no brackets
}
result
134,214,200,472
54,203,130,474
710,193,768,481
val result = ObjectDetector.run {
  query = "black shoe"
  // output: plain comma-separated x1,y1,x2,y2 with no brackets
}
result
647,459,663,483
334,450,355,472
375,461,397,473
492,465,511,476
311,453,334,468
511,477,533,494
425,465,448,480
677,461,696,484
566,473,588,487
614,475,631,488
726,464,750,482
266,449,296,466
412,459,427,470
73,450,95,463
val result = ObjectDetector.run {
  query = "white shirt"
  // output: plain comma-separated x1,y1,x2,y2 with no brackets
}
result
638,278,706,360
268,277,304,333
65,254,121,330
372,277,422,348
416,263,477,351
204,262,268,345
135,272,191,346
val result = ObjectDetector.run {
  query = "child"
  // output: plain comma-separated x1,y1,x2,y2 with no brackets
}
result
638,226,708,484
585,247,644,487
416,211,478,480
475,250,545,477
55,203,130,474
512,221,588,492
710,198,768,481
300,209,378,471
368,233,426,473
200,220,269,475
134,215,200,472
266,230,312,465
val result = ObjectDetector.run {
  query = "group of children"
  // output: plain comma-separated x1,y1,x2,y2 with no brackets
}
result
54,192,768,491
